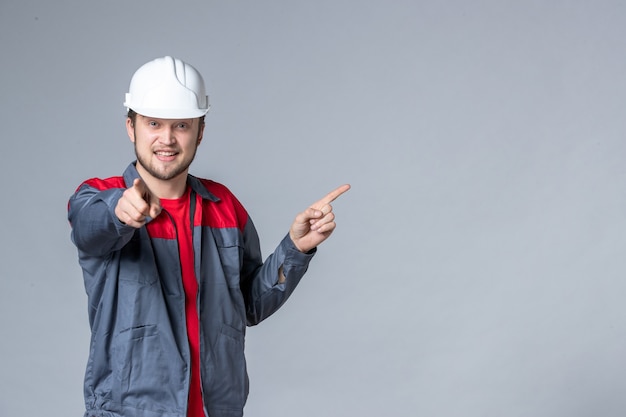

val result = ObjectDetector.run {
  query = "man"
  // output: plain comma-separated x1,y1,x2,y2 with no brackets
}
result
68,56,349,417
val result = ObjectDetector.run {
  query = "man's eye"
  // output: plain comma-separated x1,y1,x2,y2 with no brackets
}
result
149,121,158,127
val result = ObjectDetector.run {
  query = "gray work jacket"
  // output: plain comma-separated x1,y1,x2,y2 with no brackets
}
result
68,163,315,417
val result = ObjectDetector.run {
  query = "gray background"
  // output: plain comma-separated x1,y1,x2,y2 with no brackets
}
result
1,1,625,416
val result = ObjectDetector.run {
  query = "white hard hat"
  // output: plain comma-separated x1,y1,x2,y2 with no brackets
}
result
124,56,210,119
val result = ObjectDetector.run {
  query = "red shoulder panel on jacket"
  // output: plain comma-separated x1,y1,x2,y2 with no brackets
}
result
196,179,248,232
81,176,126,191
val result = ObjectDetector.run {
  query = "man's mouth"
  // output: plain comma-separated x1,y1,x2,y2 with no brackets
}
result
154,150,179,161
155,151,178,156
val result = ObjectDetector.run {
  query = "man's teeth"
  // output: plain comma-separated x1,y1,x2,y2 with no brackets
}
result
156,151,176,156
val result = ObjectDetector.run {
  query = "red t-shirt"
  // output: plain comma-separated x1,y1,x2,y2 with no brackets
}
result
160,187,203,417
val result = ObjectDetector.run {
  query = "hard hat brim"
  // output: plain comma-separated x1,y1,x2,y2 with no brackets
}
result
128,107,210,119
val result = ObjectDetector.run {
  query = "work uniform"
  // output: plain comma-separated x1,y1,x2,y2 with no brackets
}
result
68,162,315,417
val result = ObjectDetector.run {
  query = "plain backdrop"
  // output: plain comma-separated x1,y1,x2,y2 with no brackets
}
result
2,1,626,416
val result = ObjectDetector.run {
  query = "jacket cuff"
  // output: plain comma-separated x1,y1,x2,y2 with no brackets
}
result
281,233,316,266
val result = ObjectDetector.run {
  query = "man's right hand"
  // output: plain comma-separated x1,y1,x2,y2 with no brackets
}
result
114,178,162,228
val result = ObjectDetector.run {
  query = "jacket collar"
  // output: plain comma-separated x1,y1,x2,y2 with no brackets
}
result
123,162,220,202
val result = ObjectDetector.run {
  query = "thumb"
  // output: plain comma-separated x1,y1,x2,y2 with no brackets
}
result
149,197,162,219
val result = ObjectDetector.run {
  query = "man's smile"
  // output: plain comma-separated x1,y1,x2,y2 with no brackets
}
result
154,150,179,161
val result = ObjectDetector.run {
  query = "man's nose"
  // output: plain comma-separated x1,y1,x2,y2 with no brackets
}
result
158,127,175,144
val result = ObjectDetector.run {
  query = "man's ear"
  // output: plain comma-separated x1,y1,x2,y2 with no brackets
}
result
197,121,205,145
126,118,135,143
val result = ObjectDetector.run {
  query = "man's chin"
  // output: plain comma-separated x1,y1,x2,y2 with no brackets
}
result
136,154,193,181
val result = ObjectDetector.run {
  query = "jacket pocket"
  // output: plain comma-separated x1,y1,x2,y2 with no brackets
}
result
117,232,160,285
212,229,244,288
113,325,182,413
204,323,249,410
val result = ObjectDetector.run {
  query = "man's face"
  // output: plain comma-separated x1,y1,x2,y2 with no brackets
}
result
127,114,204,182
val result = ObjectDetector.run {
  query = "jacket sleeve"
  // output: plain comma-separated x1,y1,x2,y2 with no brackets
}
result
68,183,137,257
240,217,316,326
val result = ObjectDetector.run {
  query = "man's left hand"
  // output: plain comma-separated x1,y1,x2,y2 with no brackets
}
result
289,184,351,253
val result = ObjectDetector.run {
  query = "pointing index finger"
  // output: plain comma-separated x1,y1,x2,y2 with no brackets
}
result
319,184,351,205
